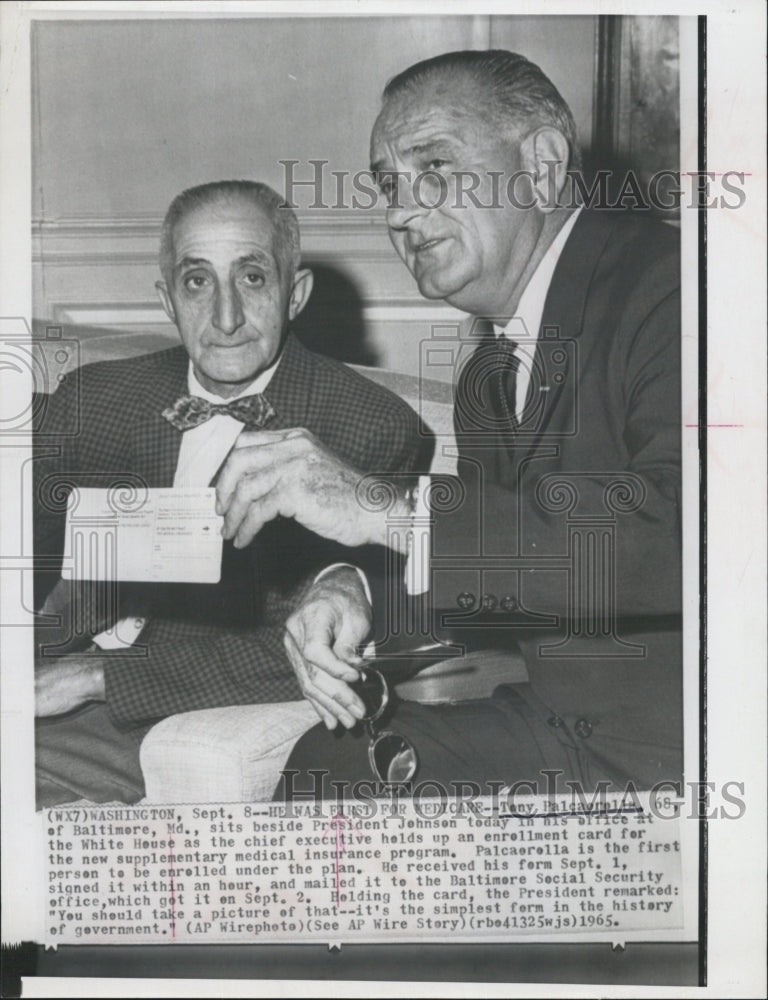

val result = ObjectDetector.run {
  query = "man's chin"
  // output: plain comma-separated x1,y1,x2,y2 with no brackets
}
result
195,361,266,397
415,272,473,309
414,273,461,302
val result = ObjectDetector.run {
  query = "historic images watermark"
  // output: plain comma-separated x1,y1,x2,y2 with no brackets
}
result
277,770,747,823
279,159,747,212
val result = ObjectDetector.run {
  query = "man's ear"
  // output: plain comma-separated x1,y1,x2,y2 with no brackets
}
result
520,127,571,213
155,280,177,323
288,268,314,321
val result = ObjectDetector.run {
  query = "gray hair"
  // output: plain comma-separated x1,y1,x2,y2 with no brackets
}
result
382,49,581,171
159,180,301,281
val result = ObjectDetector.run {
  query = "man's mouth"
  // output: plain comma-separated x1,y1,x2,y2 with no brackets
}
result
207,340,254,349
412,236,447,254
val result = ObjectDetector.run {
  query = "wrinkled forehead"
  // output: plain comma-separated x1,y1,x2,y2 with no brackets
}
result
172,194,281,262
370,74,494,164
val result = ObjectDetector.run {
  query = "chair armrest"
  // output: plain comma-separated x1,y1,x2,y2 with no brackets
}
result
139,701,317,803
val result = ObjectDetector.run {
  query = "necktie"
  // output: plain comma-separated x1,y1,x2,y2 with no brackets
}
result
486,336,520,428
162,393,276,432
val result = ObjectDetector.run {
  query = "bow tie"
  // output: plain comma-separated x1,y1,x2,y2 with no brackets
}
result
162,393,276,432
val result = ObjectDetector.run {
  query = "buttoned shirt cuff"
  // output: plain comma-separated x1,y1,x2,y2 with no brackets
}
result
405,474,432,595
314,562,373,606
90,616,147,650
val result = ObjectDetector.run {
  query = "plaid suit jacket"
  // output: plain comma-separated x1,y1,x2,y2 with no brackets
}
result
34,333,431,727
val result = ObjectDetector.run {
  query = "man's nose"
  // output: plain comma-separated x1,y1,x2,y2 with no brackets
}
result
212,281,245,335
385,172,430,231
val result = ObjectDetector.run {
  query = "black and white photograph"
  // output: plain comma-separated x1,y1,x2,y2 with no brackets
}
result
0,2,765,997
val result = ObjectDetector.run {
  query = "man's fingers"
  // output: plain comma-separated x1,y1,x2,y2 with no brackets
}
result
219,463,281,538
303,636,361,682
234,427,312,449
282,567,373,727
217,430,312,514
333,642,364,666
231,493,283,548
287,597,362,682
222,482,286,549
234,429,294,448
305,662,365,724
333,612,371,664
305,679,361,729
307,688,355,729
286,603,357,681
284,632,337,729
216,438,285,515
284,631,361,728
306,695,338,731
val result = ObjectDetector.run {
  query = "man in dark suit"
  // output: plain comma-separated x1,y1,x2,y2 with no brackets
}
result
216,51,683,798
34,179,428,806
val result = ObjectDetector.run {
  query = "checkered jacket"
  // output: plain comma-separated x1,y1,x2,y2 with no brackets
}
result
34,334,432,727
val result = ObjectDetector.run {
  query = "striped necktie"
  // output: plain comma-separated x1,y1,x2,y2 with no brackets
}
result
487,334,521,428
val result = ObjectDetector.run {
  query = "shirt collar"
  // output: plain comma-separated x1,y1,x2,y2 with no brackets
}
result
187,350,282,402
495,206,582,342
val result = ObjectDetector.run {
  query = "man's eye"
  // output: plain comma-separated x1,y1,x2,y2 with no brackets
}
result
242,271,265,287
427,159,449,171
183,274,208,291
376,174,399,203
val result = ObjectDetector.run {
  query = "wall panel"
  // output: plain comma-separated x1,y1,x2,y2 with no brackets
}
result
32,15,595,376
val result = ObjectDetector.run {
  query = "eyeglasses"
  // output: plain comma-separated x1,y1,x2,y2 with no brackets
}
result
350,666,418,785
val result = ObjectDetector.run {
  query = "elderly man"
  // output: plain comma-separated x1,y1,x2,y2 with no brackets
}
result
217,50,682,799
33,179,428,806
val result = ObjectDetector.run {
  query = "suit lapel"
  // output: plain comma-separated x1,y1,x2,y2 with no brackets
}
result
520,209,616,455
458,211,616,483
260,333,315,430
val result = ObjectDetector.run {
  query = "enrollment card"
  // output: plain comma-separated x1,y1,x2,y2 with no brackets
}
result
62,486,223,583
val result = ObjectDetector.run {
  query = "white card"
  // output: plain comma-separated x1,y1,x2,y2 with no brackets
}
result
62,486,223,583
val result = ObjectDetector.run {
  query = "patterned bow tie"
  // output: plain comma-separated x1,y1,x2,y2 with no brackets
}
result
162,393,276,432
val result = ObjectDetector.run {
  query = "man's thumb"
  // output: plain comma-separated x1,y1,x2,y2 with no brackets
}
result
333,632,363,665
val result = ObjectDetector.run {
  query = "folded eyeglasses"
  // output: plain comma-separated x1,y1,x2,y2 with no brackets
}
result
349,666,419,785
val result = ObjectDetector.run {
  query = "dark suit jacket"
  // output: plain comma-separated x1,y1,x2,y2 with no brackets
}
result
34,333,430,728
429,209,683,787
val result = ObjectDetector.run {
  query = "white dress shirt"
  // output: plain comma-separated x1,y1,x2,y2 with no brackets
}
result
407,208,582,595
175,357,281,487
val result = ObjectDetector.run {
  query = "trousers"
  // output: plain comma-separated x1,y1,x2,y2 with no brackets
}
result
35,703,150,808
276,683,619,802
